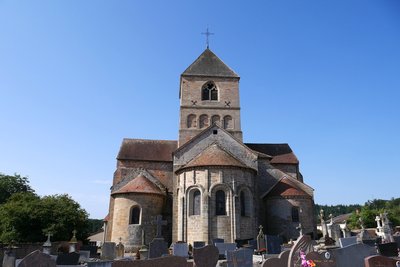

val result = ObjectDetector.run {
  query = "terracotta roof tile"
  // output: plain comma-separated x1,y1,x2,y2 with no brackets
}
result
266,177,309,197
245,143,299,164
184,145,247,169
117,139,177,162
112,174,164,196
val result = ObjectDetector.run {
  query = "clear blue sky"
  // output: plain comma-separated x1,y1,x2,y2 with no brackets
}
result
1,1,399,219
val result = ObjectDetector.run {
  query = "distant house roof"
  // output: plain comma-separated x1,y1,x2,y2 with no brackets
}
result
245,143,299,164
266,177,310,198
117,139,177,162
181,48,239,78
111,174,165,196
183,144,247,170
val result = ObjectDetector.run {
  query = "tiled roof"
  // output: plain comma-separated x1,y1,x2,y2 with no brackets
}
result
117,139,177,162
182,48,239,78
184,144,247,169
266,177,309,197
111,174,164,196
245,143,299,164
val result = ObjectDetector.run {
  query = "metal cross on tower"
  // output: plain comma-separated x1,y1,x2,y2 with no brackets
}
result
201,27,214,48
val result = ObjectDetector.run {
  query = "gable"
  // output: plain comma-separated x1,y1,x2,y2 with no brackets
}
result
174,125,258,172
112,173,164,196
261,173,314,199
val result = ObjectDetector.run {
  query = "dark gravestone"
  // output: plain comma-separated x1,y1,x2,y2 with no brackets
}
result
56,252,80,265
338,236,357,248
364,255,398,267
18,250,56,267
226,248,253,267
193,241,206,248
306,251,336,267
215,243,236,259
261,250,290,267
265,235,282,254
247,239,257,250
394,236,400,248
3,249,16,267
378,242,399,257
148,238,168,258
332,243,377,267
193,245,219,267
112,255,187,267
81,245,98,257
102,242,116,260
212,238,224,245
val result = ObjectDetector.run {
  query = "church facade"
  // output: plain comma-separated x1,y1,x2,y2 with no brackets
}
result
105,48,316,250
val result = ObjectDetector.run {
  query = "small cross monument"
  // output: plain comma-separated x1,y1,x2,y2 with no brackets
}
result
153,215,167,238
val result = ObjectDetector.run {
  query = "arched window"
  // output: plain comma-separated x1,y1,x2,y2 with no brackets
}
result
187,114,197,128
193,190,201,215
223,115,233,129
240,191,246,216
202,81,218,101
216,190,226,215
130,206,141,224
199,114,209,129
292,206,300,222
211,115,220,126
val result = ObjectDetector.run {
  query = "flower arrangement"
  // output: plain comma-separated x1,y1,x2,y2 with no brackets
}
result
300,250,316,267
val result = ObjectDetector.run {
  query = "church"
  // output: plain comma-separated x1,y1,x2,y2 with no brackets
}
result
105,48,317,251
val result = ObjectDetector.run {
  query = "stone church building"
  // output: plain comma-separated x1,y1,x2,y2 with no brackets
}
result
105,48,316,250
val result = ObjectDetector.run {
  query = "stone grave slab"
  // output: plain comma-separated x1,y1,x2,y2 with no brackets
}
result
193,245,219,267
306,251,336,267
193,241,206,248
332,243,377,267
81,245,98,257
79,250,91,261
148,238,168,259
365,255,398,267
247,239,257,250
3,250,16,267
226,248,253,267
18,250,56,267
56,252,80,265
212,238,224,244
262,250,290,267
87,261,113,267
338,236,357,248
112,255,188,267
173,242,189,258
266,235,283,254
215,243,236,258
102,242,116,260
378,242,398,257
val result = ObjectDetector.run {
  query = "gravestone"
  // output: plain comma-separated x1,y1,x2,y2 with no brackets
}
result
394,236,400,248
148,238,168,258
153,215,167,238
378,242,398,257
193,245,219,267
226,248,253,267
3,249,16,267
18,250,56,267
172,242,189,258
266,235,283,254
332,243,376,267
81,245,98,257
116,239,125,259
215,243,236,258
364,255,398,267
262,250,290,267
338,236,357,248
247,239,257,250
306,251,336,267
101,242,116,260
112,255,188,267
212,238,224,244
56,252,80,265
257,225,266,251
87,261,113,267
287,235,315,267
193,241,206,248
79,250,91,262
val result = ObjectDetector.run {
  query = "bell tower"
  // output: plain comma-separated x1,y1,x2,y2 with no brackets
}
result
178,48,242,146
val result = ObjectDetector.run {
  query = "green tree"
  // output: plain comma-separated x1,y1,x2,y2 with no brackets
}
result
0,193,89,243
0,173,35,204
